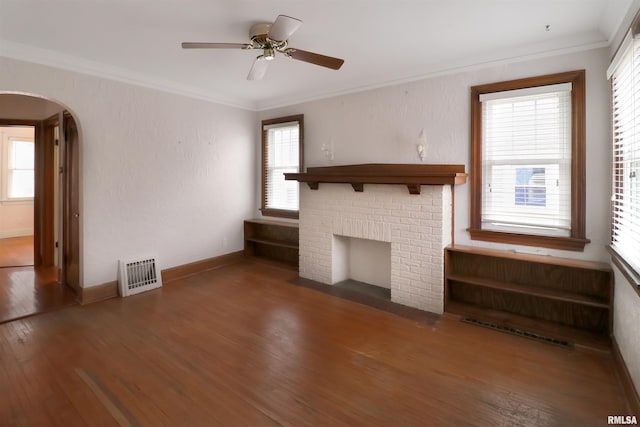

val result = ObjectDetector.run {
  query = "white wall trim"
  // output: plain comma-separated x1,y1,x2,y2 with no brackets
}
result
0,39,255,111
255,40,609,111
1,36,609,113
0,228,33,239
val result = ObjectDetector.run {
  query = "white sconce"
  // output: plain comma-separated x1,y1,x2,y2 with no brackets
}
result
416,129,427,162
321,141,334,161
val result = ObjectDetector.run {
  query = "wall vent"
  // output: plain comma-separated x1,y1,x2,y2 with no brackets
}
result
118,255,162,297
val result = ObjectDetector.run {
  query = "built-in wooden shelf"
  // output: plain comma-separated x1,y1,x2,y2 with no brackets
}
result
285,163,467,194
445,245,613,349
244,219,299,267
245,237,298,250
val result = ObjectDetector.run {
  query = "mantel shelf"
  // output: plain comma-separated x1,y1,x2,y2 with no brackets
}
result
284,163,467,194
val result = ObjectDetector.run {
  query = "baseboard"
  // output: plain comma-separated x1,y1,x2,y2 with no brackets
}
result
0,228,33,239
78,251,245,305
79,281,118,305
162,251,244,283
612,336,640,416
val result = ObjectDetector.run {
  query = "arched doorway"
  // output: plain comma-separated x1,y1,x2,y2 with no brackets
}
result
0,93,80,322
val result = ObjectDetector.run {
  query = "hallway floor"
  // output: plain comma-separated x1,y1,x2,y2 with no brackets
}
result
0,235,34,268
0,266,76,324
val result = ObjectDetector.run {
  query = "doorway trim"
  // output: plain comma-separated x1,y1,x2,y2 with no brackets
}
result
0,109,81,294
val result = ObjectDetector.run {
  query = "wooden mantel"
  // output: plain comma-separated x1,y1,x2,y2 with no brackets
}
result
284,163,467,195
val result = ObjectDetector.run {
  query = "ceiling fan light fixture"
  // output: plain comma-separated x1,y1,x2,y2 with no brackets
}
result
263,48,275,60
182,14,344,80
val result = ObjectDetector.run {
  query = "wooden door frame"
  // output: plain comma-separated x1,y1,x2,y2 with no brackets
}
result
0,119,45,265
0,113,80,292
40,115,57,267
61,112,80,293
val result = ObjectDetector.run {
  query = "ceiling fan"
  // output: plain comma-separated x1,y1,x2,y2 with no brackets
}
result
182,15,344,80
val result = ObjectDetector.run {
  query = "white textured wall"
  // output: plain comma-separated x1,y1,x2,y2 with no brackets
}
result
259,47,611,263
609,1,640,398
0,56,257,287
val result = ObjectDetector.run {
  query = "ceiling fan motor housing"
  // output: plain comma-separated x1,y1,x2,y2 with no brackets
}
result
250,23,272,44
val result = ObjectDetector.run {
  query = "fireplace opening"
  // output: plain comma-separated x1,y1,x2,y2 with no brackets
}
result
332,236,391,300
334,279,391,300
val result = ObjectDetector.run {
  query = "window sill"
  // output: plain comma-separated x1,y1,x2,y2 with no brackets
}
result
608,246,640,299
468,228,589,251
0,198,34,206
260,208,299,220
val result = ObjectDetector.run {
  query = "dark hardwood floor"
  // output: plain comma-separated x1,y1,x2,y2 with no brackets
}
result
0,258,632,426
0,235,75,324
0,266,76,324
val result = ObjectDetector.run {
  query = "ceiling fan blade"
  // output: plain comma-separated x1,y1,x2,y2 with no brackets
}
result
181,42,251,49
247,56,270,80
268,15,302,41
288,49,344,70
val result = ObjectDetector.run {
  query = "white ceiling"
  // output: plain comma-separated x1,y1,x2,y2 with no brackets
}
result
0,0,633,110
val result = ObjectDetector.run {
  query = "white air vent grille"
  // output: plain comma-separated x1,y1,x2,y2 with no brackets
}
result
118,255,162,297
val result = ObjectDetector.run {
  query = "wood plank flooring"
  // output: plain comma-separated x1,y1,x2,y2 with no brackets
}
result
0,236,34,268
0,266,76,324
0,259,632,426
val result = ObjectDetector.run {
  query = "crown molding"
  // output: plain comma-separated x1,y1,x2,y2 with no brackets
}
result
0,39,258,111
255,39,609,111
1,36,609,113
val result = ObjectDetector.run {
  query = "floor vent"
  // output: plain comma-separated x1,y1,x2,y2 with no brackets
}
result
461,317,572,348
118,256,162,297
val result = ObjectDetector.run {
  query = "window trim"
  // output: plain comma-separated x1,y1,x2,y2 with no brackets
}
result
469,70,589,251
261,114,304,219
1,135,35,203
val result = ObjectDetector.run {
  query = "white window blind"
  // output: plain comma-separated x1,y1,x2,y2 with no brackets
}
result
264,121,300,211
611,33,640,273
480,83,572,236
2,136,35,201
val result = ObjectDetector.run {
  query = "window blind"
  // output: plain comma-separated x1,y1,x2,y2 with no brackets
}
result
8,139,35,199
611,33,640,273
481,83,572,236
264,121,300,211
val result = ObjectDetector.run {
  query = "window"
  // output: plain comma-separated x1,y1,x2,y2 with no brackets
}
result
515,167,546,207
469,71,588,251
1,129,35,202
261,115,304,219
609,25,640,282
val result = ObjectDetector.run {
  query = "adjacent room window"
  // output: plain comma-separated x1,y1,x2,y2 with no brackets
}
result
469,71,588,251
609,27,640,281
1,131,35,202
261,115,304,219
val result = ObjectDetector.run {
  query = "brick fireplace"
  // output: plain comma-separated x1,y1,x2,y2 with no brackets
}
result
286,164,467,314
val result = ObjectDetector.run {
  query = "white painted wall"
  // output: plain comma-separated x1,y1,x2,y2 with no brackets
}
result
260,47,611,263
609,0,640,399
0,56,257,287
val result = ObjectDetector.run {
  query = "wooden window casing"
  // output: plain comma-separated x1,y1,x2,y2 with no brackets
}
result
261,115,304,219
469,71,589,251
